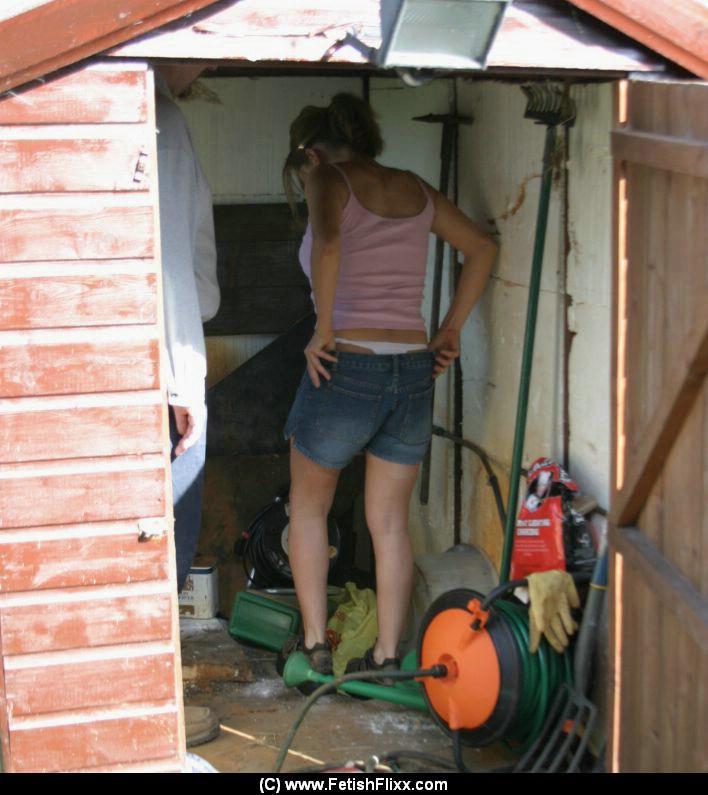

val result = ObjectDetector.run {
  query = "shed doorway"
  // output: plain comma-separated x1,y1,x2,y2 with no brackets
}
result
158,64,617,772
0,2,705,771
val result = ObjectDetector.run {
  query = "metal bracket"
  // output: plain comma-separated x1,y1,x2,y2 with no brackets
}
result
138,517,167,541
133,147,149,183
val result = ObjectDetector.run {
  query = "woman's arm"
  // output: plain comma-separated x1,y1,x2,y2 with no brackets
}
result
426,182,498,374
304,164,348,386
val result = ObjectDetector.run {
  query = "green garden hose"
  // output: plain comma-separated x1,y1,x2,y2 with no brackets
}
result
493,599,572,753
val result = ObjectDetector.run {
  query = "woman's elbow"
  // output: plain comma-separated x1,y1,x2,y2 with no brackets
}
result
463,235,497,268
481,233,499,257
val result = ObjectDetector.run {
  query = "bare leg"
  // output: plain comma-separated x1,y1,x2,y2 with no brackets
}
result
288,442,340,648
364,452,419,663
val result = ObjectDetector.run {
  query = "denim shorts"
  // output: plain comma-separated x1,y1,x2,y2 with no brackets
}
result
284,350,436,469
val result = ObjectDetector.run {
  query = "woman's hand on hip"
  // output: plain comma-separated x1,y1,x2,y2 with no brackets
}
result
429,328,460,377
305,328,337,387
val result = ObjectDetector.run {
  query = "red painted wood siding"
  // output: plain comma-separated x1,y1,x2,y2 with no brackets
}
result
0,67,148,124
0,61,183,773
0,273,158,329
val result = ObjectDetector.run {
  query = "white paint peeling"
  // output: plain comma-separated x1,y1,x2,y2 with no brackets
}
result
0,324,158,347
0,453,164,480
10,700,177,731
0,519,161,544
0,578,171,608
5,640,174,670
0,259,157,278
0,390,161,414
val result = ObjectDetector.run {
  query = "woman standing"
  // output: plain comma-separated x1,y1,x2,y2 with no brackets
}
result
282,94,497,678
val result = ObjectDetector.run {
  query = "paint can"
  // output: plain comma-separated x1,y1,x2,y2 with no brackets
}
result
179,557,219,619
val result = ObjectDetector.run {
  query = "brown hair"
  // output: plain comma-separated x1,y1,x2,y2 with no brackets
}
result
282,148,310,226
289,93,383,157
283,93,384,221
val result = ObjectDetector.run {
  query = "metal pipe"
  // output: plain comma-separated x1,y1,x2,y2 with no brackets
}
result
499,124,558,583
432,425,507,532
420,122,454,505
451,81,463,544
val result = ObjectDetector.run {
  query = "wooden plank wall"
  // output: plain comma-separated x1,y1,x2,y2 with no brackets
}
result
0,62,184,772
610,80,708,772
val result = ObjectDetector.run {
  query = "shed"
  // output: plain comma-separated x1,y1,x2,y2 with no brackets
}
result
0,0,706,774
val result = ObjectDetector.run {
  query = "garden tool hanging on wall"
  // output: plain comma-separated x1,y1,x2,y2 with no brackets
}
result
499,84,577,583
414,110,472,526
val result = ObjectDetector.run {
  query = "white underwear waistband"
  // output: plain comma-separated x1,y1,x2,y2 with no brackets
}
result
335,338,429,355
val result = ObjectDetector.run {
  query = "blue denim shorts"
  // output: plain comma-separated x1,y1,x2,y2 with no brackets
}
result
284,350,436,469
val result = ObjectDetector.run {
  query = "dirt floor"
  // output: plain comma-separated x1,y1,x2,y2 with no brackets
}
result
181,618,515,774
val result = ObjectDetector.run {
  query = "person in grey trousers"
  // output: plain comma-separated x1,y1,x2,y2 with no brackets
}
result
155,63,221,748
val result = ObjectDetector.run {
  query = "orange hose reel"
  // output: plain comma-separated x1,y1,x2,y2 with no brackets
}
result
417,588,522,746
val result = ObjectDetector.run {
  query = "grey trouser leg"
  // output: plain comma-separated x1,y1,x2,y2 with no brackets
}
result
170,407,207,592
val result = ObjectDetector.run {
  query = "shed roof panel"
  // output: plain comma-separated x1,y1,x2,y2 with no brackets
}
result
110,0,665,75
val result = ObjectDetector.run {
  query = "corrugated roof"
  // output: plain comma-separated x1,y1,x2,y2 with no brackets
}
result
566,0,708,78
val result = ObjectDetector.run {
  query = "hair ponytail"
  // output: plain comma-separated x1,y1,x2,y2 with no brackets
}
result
326,93,383,157
283,93,384,221
287,93,384,157
282,148,309,226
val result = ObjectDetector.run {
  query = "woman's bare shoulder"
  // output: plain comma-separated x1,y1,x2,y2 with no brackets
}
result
306,163,350,200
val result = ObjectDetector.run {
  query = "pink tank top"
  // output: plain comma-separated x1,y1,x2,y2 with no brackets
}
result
298,165,434,331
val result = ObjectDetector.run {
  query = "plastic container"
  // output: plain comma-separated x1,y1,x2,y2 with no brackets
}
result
229,590,302,651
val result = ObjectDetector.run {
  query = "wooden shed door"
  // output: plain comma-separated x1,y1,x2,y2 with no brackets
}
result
0,61,184,772
610,79,708,772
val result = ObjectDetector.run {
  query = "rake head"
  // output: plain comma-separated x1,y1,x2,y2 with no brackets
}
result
522,84,576,128
513,683,598,773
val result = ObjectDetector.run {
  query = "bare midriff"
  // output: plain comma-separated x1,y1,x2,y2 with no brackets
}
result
334,327,428,354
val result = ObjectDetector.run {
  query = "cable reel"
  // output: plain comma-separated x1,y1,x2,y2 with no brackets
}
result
238,489,342,587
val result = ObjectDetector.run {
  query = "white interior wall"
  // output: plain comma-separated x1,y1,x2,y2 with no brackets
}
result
177,75,612,565
455,80,612,566
566,84,612,509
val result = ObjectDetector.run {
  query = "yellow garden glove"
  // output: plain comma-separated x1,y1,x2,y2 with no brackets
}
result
527,570,580,654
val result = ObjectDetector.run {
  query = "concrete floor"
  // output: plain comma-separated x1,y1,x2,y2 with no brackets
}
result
181,619,515,774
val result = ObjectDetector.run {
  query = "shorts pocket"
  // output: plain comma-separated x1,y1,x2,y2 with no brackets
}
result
314,379,382,446
399,383,434,445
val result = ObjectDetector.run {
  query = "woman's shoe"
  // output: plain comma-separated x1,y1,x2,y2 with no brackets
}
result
344,647,401,688
277,634,333,695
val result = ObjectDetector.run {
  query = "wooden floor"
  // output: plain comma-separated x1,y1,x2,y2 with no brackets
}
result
180,619,514,773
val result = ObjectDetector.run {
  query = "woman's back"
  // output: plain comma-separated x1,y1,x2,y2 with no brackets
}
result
335,160,430,219
299,161,434,332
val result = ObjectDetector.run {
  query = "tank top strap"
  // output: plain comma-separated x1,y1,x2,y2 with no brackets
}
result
329,163,354,194
407,170,433,209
